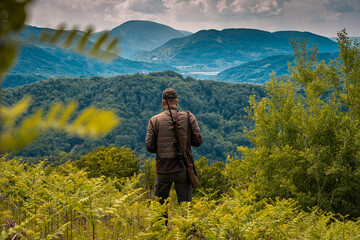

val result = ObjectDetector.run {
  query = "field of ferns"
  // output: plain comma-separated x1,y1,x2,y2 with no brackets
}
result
1,158,359,240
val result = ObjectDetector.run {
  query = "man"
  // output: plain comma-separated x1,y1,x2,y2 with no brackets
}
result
146,88,202,204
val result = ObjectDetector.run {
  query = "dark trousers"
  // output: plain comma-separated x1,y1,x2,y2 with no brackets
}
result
155,169,192,204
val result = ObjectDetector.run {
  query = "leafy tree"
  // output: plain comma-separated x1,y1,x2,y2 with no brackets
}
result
236,30,360,218
195,156,227,196
76,146,139,179
139,158,157,198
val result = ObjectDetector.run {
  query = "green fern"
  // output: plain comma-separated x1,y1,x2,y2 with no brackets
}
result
1,158,360,239
0,97,120,152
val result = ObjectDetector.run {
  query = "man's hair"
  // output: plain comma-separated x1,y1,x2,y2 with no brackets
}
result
162,88,177,99
163,97,178,106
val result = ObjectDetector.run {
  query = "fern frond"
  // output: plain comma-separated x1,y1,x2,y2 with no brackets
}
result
49,24,66,44
62,28,78,48
0,96,31,127
0,97,120,153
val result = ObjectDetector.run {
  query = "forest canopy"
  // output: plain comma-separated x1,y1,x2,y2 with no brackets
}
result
2,71,266,162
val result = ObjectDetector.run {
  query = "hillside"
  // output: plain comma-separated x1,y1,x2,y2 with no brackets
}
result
109,20,186,58
3,41,177,88
2,71,266,161
132,28,339,73
3,23,181,88
216,52,339,84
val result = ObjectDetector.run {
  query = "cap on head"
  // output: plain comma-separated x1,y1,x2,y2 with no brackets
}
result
162,88,178,99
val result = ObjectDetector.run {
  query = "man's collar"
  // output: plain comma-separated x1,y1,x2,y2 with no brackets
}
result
164,107,178,111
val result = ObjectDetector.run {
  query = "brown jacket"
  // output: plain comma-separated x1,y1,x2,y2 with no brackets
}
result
146,107,202,173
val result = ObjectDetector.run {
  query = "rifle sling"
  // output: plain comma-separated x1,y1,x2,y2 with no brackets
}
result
175,111,192,169
164,95,200,188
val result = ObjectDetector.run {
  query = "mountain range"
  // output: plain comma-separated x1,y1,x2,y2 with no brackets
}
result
21,21,191,58
4,41,177,88
4,23,181,88
216,52,339,84
4,20,342,88
132,28,339,72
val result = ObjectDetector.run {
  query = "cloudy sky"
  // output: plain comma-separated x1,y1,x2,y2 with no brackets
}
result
26,0,360,37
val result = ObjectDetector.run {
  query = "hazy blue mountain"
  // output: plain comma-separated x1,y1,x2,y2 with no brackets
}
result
21,21,187,58
132,28,339,73
177,30,193,36
216,52,339,84
272,31,339,52
109,20,186,58
330,36,360,42
20,25,92,50
21,25,54,40
4,41,177,88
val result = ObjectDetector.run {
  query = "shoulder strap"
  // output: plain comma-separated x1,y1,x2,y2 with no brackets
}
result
175,112,190,164
175,111,200,188
186,111,191,155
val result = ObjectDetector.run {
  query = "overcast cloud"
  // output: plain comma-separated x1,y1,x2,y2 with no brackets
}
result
26,0,360,36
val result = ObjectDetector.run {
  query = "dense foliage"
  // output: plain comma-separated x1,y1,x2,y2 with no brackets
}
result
2,71,267,162
1,158,359,240
235,31,360,218
76,146,139,179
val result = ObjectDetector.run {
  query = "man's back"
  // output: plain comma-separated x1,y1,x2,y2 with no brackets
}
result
146,108,202,173
145,87,202,207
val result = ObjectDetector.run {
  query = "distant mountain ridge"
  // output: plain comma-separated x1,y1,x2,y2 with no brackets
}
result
109,20,187,58
22,21,187,58
216,52,339,84
4,41,177,88
132,28,338,73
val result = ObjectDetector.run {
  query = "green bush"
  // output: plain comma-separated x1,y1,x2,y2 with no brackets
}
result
76,146,139,179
